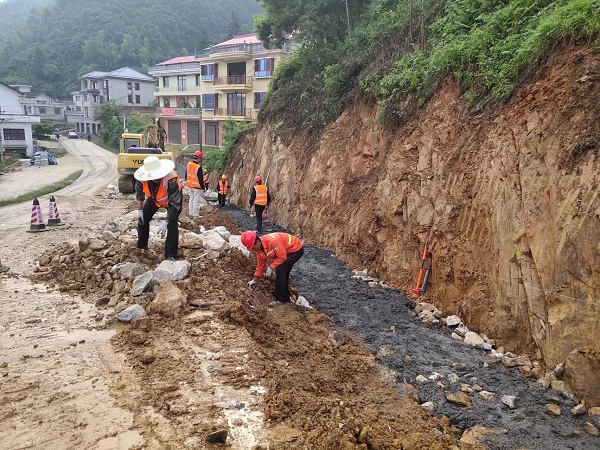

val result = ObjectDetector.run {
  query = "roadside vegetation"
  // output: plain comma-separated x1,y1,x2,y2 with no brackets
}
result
0,170,83,207
204,120,255,173
259,0,600,133
94,101,156,153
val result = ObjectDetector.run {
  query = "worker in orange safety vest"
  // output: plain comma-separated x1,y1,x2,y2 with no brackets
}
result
241,230,304,306
203,169,210,191
249,176,270,232
217,174,229,207
186,151,206,218
134,155,183,260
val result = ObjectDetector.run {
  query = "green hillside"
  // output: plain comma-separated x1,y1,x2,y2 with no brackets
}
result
258,0,600,133
0,0,263,98
0,0,51,40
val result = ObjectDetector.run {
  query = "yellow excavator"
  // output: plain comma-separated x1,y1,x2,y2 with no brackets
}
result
116,118,177,193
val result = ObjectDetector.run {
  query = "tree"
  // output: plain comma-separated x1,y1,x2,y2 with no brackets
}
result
255,0,372,48
227,12,241,38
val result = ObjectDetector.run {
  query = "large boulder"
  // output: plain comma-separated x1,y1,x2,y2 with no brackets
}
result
147,280,185,317
153,260,191,283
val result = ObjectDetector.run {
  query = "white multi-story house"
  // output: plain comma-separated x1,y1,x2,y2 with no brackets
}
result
10,85,67,121
0,82,40,158
73,67,154,136
148,34,290,148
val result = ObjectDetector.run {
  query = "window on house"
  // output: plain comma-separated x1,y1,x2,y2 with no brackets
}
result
177,75,186,91
135,83,140,91
254,58,275,77
201,64,216,81
39,107,46,114
127,82,132,89
92,81,97,89
163,77,169,87
128,94,133,104
254,92,265,109
195,96,201,107
54,108,61,114
202,93,217,109
135,95,141,104
3,128,26,140
195,75,201,86
93,95,99,102
164,98,171,107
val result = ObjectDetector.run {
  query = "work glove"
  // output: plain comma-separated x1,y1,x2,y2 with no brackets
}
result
265,267,273,278
157,220,168,238
137,210,144,226
247,279,257,288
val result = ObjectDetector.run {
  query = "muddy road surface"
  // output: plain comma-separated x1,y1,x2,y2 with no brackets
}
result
225,206,600,450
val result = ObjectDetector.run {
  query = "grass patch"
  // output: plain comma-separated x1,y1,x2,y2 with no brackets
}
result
0,170,83,207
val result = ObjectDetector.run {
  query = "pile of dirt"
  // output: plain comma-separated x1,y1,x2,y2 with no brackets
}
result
29,207,476,449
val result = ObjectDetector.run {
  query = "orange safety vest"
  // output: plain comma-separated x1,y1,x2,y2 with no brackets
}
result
203,173,210,185
254,184,268,206
186,162,201,188
255,232,303,277
142,171,182,208
218,180,228,195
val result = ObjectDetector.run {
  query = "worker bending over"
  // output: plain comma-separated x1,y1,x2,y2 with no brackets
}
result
134,155,183,260
242,231,304,306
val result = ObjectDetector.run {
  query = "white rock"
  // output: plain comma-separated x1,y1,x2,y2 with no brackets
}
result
201,233,229,252
501,395,517,409
229,235,250,256
131,271,154,296
209,226,231,241
148,280,185,317
416,375,428,384
115,304,147,322
153,260,191,282
464,332,485,348
446,315,462,327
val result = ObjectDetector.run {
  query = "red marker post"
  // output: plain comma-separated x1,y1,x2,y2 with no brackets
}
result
412,240,429,294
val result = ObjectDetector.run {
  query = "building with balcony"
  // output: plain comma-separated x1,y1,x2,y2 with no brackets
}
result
0,81,40,158
10,85,67,121
73,67,154,136
148,34,290,148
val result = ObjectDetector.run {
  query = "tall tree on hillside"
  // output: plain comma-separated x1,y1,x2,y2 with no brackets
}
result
228,12,242,38
254,0,372,48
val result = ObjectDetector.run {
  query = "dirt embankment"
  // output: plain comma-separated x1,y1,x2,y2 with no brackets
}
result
225,46,600,405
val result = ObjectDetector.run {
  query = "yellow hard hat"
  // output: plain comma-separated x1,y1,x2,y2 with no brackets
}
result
203,169,207,173
221,174,227,179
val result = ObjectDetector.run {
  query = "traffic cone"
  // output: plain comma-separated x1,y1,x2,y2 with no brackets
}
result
0,258,8,273
47,195,64,226
26,198,49,233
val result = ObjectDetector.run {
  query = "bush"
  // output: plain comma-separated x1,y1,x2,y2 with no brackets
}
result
203,120,255,172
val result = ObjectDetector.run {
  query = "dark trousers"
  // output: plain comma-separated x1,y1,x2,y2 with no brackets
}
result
274,247,304,302
254,204,265,232
137,199,180,258
218,193,226,207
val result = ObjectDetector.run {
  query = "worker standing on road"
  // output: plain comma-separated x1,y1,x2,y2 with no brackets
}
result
203,169,210,191
134,155,183,260
249,176,270,233
217,175,229,207
185,151,205,218
242,231,304,306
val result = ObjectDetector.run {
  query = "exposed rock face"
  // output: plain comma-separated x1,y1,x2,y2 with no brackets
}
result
226,47,600,405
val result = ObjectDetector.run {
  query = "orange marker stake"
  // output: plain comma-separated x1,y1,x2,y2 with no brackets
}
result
412,240,428,294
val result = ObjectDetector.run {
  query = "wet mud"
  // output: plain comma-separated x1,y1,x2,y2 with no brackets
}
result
224,205,600,450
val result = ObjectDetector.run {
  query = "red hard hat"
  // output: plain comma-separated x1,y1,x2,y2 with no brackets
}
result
254,176,262,183
194,151,203,158
241,230,257,251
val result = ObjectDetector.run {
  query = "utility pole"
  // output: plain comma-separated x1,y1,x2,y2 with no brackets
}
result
198,106,203,151
344,0,352,37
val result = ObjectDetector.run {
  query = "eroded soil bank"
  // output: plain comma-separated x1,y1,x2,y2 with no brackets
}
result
224,45,600,405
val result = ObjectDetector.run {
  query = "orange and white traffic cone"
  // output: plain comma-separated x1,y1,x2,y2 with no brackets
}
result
47,195,64,226
26,198,49,233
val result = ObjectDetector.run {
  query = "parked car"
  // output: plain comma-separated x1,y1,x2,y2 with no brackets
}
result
30,151,58,165
68,132,78,139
